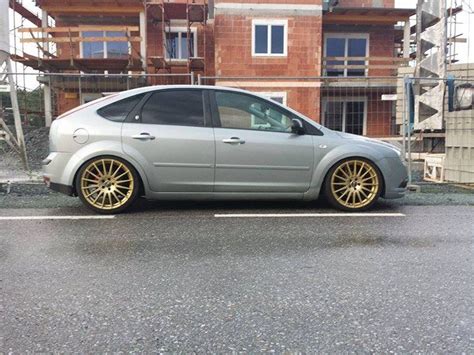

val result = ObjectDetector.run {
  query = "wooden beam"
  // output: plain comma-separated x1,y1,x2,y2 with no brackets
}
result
323,56,409,62
19,26,140,33
324,64,402,69
21,36,142,43
9,0,42,27
324,14,409,25
40,5,143,14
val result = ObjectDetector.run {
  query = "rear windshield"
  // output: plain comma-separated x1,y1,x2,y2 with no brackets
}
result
97,94,145,122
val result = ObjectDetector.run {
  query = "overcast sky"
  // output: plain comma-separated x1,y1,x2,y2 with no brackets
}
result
6,0,474,90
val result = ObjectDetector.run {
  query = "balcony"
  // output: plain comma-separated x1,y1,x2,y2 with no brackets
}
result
12,25,144,72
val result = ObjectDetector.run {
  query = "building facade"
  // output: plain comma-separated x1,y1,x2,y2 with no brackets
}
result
11,0,414,137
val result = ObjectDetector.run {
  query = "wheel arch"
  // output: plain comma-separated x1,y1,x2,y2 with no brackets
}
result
320,156,386,198
309,145,387,199
71,154,147,197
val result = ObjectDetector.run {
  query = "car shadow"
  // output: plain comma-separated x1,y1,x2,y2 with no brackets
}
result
125,196,400,215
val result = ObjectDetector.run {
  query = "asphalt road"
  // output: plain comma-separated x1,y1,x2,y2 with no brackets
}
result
1,201,473,353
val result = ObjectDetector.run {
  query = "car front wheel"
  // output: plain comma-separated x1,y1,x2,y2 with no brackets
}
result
324,158,382,211
76,156,139,214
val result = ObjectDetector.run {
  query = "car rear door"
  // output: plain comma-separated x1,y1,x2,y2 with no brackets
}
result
210,90,314,193
121,89,215,192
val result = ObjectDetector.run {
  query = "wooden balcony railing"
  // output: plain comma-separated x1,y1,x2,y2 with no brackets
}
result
18,26,141,59
323,56,410,76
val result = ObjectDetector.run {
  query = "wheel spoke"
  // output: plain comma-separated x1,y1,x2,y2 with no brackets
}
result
101,160,107,176
82,177,99,183
92,190,104,204
85,169,101,180
115,171,129,180
101,192,106,207
115,189,127,198
334,186,347,194
92,163,103,177
85,188,100,198
115,184,132,190
345,191,352,204
112,163,123,178
338,167,351,179
111,190,120,205
336,189,349,201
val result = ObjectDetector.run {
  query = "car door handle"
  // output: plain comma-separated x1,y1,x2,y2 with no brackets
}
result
132,133,155,141
222,137,245,145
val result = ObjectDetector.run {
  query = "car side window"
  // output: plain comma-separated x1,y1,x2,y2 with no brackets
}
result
140,90,205,127
97,93,145,122
215,91,293,133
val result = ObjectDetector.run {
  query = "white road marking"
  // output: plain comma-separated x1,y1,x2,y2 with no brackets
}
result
214,212,406,218
0,215,116,221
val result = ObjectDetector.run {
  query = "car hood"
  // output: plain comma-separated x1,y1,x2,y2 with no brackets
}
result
335,131,401,152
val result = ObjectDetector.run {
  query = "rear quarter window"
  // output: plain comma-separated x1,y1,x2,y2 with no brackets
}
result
97,94,145,122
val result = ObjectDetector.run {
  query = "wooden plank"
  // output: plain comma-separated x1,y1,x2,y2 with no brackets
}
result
40,5,143,14
324,14,410,25
21,36,142,43
9,0,42,27
323,56,410,62
19,26,140,33
324,64,403,69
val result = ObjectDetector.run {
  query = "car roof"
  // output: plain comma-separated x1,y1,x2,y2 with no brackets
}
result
120,85,257,96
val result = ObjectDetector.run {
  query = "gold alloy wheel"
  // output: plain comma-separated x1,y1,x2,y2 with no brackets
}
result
80,158,135,210
330,159,379,209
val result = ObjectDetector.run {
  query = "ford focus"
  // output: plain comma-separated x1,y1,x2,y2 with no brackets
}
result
43,86,407,213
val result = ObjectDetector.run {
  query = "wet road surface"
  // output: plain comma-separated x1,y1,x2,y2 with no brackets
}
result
1,201,473,352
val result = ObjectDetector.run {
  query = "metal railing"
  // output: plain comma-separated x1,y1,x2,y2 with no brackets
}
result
1,72,473,185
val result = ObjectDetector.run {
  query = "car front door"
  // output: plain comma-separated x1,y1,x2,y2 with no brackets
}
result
211,90,314,193
122,89,215,192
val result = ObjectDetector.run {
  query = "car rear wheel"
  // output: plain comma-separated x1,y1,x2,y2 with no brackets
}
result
76,156,139,214
324,158,381,211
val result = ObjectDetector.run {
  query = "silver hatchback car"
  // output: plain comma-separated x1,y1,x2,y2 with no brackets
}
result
43,85,407,214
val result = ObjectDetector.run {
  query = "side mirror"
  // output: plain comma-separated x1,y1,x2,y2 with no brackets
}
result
291,118,305,135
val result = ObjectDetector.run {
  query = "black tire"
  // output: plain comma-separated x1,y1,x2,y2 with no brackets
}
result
75,156,140,214
323,157,382,212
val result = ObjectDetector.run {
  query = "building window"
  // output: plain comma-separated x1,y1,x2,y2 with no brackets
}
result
323,98,367,135
81,31,129,59
252,20,287,57
165,28,197,60
256,92,287,106
324,33,369,77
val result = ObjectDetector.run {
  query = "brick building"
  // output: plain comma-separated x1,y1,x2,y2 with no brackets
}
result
11,0,414,137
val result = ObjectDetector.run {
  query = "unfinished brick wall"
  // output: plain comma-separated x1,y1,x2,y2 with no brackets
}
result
214,1,323,121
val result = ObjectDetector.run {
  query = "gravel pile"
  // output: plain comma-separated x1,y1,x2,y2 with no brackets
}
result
0,126,50,179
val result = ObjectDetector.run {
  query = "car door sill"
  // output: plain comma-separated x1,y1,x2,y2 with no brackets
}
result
146,192,305,201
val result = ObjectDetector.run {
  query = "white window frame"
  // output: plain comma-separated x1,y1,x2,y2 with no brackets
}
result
252,19,288,57
322,96,368,136
323,33,369,77
164,26,198,61
80,31,131,59
256,91,287,106
251,91,288,128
